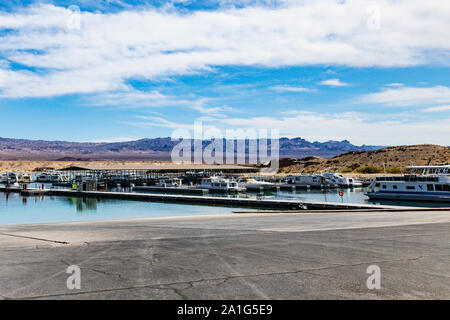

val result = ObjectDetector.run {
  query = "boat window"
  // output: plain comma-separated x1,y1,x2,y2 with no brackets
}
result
382,185,386,189
435,184,443,191
393,185,397,189
375,183,380,187
406,186,415,190
427,184,434,191
444,185,450,192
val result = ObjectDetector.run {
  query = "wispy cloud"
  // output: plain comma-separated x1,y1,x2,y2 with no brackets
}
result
129,110,450,145
84,88,233,116
0,1,449,98
422,105,450,112
271,85,315,93
385,83,404,87
359,85,450,106
84,136,143,143
318,78,350,87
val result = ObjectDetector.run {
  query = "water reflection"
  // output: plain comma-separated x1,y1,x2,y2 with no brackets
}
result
1,187,449,226
67,197,98,212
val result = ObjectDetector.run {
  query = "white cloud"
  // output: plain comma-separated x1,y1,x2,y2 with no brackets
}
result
385,83,404,87
271,85,315,92
422,105,450,112
87,89,176,107
135,110,450,145
84,137,143,143
84,88,232,115
318,78,350,87
0,1,449,98
359,85,450,106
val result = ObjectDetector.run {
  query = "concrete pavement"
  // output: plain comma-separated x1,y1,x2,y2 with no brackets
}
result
0,210,449,299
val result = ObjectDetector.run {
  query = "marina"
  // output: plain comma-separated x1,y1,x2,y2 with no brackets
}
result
0,186,411,211
1,164,450,226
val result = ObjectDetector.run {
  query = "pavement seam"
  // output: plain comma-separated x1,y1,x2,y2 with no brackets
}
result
9,254,429,300
0,233,69,245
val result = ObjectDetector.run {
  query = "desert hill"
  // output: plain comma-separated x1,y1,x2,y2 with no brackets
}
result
278,144,450,174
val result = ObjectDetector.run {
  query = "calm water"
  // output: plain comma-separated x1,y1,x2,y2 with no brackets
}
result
0,193,256,225
0,188,448,225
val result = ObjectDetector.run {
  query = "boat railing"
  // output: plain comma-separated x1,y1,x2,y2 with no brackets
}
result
375,176,439,182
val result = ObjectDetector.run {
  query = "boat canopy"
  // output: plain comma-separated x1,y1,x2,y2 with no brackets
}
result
406,165,450,175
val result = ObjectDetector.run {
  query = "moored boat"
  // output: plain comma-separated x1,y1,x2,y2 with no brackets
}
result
198,176,246,193
237,177,275,190
155,178,183,188
323,172,362,188
365,165,450,202
286,174,337,188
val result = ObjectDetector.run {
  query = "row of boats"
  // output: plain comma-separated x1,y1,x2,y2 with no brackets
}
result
89,165,450,202
2,165,450,202
0,172,32,185
158,173,363,193
0,171,363,190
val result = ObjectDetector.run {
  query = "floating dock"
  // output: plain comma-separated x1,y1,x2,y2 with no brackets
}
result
134,186,209,195
0,186,411,210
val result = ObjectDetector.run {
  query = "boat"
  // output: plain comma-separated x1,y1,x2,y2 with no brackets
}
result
0,173,19,186
155,178,183,188
18,173,33,184
237,177,275,190
365,165,450,202
35,171,68,183
197,176,246,193
286,174,336,188
323,172,362,188
0,173,7,184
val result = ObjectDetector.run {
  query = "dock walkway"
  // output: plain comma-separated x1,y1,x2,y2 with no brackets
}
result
1,186,410,210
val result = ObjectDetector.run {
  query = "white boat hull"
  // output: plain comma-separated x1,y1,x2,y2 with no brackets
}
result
366,191,450,202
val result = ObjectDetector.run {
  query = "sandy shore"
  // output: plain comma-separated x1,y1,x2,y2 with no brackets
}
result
0,160,167,173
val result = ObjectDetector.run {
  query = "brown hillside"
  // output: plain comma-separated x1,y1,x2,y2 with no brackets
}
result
278,144,450,173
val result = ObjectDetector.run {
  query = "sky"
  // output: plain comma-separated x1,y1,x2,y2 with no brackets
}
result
0,0,449,145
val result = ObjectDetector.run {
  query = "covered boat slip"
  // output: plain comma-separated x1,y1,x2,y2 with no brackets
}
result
58,163,258,180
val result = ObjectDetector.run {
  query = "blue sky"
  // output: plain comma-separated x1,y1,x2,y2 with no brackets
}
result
0,0,449,145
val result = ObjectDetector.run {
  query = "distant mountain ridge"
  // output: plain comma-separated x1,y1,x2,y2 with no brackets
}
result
0,136,384,161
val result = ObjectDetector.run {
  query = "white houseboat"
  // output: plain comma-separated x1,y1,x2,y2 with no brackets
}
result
155,178,183,188
286,174,337,188
365,165,450,202
198,177,246,193
323,172,362,188
237,177,275,190
36,171,68,183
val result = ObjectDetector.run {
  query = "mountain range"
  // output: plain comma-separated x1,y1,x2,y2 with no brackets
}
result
0,137,384,161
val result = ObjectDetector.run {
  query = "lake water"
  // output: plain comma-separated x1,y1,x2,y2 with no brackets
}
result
0,188,448,225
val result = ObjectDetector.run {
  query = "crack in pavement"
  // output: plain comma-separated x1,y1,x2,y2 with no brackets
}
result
10,254,430,300
2,242,121,299
0,233,69,245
